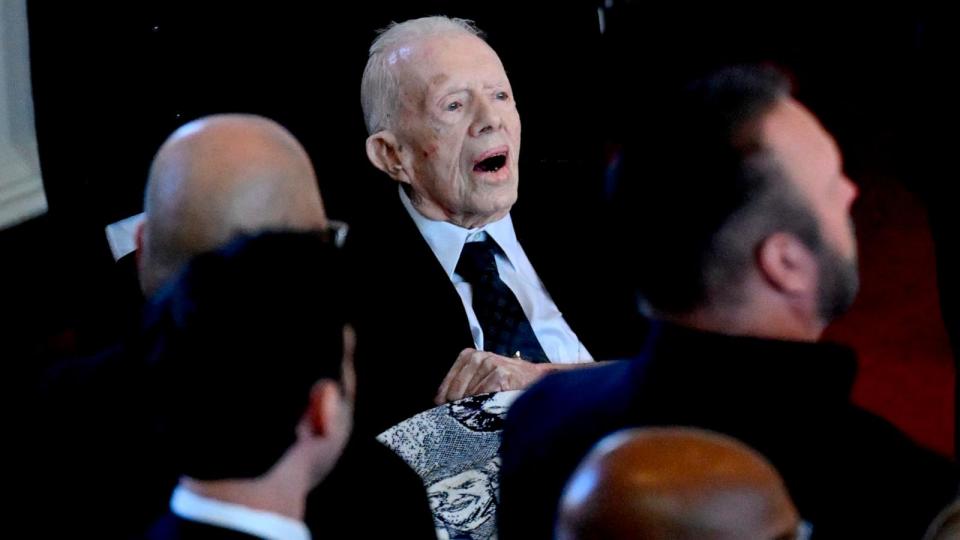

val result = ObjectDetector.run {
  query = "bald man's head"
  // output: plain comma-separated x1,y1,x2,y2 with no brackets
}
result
557,428,801,540
925,500,960,540
139,114,328,295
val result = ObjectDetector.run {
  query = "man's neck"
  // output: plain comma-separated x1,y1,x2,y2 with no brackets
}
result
181,465,312,521
664,304,824,343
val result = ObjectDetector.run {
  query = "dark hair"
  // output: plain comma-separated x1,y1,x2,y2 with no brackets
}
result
617,64,822,314
143,230,347,480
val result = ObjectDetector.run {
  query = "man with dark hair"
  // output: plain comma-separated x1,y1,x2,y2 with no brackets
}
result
34,114,333,537
141,231,353,539
498,65,959,539
625,65,857,327
35,115,434,539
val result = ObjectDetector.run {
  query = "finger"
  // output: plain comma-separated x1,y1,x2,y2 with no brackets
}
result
444,351,496,402
463,356,512,396
463,353,521,396
468,359,544,395
435,349,482,404
466,364,511,396
435,348,477,400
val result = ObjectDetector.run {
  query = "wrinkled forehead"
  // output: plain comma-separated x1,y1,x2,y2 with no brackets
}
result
390,33,510,93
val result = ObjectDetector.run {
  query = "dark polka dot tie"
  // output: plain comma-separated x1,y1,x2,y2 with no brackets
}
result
455,237,548,363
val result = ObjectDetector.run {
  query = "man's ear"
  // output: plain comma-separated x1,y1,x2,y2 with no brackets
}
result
306,380,344,438
365,131,410,184
757,232,817,296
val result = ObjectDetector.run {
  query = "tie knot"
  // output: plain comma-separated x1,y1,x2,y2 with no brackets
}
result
456,237,500,282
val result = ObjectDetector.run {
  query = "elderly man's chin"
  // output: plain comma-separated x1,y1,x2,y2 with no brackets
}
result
467,185,518,223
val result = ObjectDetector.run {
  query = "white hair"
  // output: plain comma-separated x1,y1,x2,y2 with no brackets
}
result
360,16,483,135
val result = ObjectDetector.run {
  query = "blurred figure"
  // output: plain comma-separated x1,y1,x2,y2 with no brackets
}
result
499,64,959,539
136,114,329,296
141,232,352,539
37,113,330,537
556,428,802,540
36,115,433,538
925,500,960,540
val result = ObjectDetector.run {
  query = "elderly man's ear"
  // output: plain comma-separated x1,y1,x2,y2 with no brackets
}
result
366,131,410,184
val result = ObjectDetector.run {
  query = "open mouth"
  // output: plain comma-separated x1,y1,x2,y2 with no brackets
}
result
473,148,508,174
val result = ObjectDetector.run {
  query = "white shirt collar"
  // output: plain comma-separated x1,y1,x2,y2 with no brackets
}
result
399,186,521,279
170,485,312,540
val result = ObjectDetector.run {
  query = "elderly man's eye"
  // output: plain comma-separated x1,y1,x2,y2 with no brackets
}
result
445,101,462,112
495,91,509,101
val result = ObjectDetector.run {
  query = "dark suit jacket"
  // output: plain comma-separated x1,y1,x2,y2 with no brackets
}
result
35,318,435,540
305,435,437,539
145,514,261,540
346,192,642,435
35,338,179,539
498,322,960,540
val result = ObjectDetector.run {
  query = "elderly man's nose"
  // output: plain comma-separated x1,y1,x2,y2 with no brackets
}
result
470,100,501,136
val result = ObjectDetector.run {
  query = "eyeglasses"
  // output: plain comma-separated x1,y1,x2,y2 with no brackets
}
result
317,219,349,249
774,520,812,540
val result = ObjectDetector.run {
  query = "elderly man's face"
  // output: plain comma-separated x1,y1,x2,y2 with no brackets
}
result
384,33,521,228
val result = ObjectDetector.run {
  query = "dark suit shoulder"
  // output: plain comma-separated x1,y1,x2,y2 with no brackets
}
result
505,359,636,444
499,360,641,540
344,196,476,433
827,404,959,535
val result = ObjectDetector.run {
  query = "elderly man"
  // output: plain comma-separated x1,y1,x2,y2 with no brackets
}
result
350,16,637,433
556,428,803,540
498,65,959,539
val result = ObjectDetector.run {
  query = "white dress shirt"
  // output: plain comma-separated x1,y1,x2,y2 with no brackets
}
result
170,485,312,540
400,188,592,363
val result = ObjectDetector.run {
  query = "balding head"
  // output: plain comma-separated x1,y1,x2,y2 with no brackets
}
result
138,114,327,295
924,499,960,540
557,427,801,540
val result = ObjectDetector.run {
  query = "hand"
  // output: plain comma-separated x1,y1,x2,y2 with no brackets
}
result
434,348,550,404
